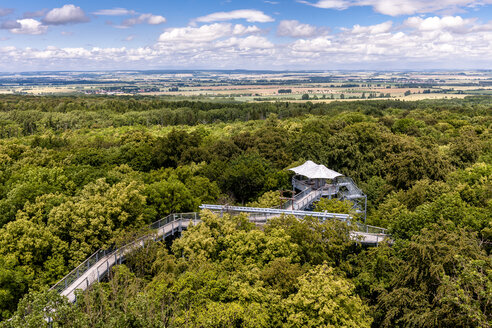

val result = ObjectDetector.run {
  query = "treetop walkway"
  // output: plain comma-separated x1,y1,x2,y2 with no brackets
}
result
51,208,390,303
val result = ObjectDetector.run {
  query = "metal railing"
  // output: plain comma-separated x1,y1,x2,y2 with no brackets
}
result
201,204,388,235
50,213,199,300
293,189,323,210
201,204,352,220
50,208,389,302
337,177,365,199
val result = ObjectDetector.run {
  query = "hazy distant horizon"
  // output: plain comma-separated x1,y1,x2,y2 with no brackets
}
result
1,68,491,75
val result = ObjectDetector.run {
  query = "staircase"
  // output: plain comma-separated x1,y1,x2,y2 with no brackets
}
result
336,177,365,200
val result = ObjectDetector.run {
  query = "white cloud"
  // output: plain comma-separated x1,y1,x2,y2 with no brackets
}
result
2,13,492,70
9,19,47,35
159,23,232,43
43,5,89,25
287,16,492,65
345,21,393,34
232,24,262,35
404,16,475,32
194,9,274,23
216,36,274,49
277,20,325,37
299,0,492,16
118,14,166,28
158,23,260,43
93,8,136,16
297,0,349,10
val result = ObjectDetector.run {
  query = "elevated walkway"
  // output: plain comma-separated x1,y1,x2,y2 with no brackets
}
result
51,213,199,303
51,209,389,304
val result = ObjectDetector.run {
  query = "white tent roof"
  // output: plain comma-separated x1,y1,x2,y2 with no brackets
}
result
289,160,343,180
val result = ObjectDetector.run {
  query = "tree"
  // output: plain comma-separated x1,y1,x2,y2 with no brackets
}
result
145,176,200,218
247,190,284,208
47,179,148,266
0,256,29,321
301,94,310,100
5,290,76,328
376,224,492,327
285,264,372,328
265,215,354,267
314,198,354,214
221,152,281,204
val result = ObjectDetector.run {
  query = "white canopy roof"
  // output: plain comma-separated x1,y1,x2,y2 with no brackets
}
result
289,160,343,180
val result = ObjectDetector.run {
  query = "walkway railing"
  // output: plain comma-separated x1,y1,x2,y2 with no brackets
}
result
50,208,389,303
200,204,387,235
50,213,199,302
337,177,365,199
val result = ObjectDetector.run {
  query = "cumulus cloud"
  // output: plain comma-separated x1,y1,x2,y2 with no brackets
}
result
404,16,475,32
277,20,325,37
287,16,492,66
7,19,48,35
298,0,492,16
233,24,262,35
215,35,274,49
158,23,261,43
118,14,166,28
344,21,393,34
0,8,14,17
159,23,234,43
42,4,89,25
93,8,136,16
193,9,274,23
2,12,492,70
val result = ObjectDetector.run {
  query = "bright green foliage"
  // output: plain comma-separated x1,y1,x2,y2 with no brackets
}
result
285,264,372,328
172,210,299,267
145,178,199,216
0,218,67,287
374,162,491,240
265,215,355,267
0,257,28,321
47,179,148,266
314,198,354,214
4,290,76,328
247,190,284,208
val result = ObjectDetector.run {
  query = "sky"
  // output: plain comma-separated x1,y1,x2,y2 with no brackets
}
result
0,0,491,71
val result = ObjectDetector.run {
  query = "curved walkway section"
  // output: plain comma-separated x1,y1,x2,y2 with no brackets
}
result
51,213,199,303
51,209,389,303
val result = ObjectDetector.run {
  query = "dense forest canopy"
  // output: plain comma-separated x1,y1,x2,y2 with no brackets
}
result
0,95,490,327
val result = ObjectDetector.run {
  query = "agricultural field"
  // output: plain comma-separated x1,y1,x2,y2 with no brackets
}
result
1,70,491,102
